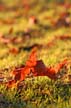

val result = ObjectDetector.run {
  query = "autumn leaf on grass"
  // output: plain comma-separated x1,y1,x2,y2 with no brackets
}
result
46,67,57,80
46,59,68,80
26,48,57,80
10,67,24,82
32,59,68,80
30,60,57,80
26,47,37,67
7,49,68,88
6,80,16,88
8,66,32,86
7,67,24,88
20,67,33,81
55,59,68,73
7,47,37,88
32,60,47,76
18,47,38,81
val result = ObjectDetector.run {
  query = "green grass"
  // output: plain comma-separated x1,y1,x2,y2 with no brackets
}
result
0,0,71,108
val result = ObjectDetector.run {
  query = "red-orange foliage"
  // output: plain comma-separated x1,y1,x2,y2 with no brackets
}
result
7,48,68,88
26,47,37,67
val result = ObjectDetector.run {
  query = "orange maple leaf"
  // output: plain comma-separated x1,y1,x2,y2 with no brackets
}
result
55,59,68,72
26,47,37,67
6,48,68,88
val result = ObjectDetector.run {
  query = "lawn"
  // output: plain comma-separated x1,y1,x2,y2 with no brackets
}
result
0,0,71,108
